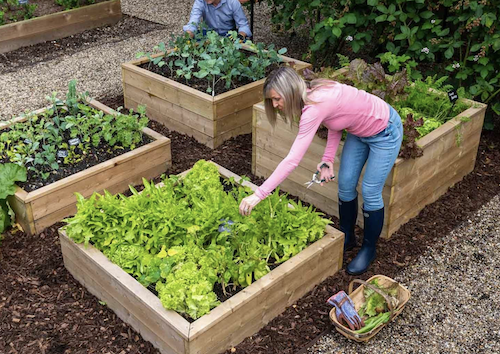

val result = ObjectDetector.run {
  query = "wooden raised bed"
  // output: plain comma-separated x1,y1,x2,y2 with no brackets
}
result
0,0,122,54
252,97,487,239
59,162,344,354
122,48,311,149
4,99,171,236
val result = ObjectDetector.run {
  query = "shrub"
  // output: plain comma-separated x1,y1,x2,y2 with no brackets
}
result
265,0,500,127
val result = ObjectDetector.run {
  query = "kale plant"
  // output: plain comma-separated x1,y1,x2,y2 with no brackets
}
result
137,25,287,96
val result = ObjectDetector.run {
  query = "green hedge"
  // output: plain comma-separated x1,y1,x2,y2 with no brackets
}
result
265,0,500,127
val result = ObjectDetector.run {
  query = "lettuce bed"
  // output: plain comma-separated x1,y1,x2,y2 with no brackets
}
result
64,160,330,320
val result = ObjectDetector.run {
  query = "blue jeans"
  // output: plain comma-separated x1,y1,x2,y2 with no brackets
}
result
338,104,403,211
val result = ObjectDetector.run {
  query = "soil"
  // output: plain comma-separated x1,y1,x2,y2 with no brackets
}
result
0,15,167,74
0,0,107,26
1,92,499,353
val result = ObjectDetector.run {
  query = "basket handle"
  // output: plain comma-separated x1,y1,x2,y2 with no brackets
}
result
348,279,398,318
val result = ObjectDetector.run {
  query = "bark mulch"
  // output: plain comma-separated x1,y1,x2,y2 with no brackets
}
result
1,96,499,353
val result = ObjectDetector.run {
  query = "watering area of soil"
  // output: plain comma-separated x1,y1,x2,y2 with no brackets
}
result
1,0,500,353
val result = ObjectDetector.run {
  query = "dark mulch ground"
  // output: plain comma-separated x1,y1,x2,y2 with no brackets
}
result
0,15,166,74
1,94,499,353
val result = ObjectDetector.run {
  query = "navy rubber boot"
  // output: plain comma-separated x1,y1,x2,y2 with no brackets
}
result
346,207,384,275
339,197,358,251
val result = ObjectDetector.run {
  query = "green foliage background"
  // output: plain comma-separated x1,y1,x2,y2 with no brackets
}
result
265,0,500,128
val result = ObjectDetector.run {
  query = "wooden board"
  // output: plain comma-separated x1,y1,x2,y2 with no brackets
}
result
0,0,122,54
60,232,189,354
252,95,487,238
59,162,345,354
9,100,171,235
122,51,311,149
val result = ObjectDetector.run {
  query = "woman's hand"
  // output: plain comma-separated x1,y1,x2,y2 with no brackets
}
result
239,194,261,216
317,161,334,186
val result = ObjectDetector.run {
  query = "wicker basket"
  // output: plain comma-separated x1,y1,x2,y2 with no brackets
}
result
330,274,411,342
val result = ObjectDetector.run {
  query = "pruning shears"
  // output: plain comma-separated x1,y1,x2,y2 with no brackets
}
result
304,163,334,189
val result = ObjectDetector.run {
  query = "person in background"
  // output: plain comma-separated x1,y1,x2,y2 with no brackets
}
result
238,67,403,275
183,0,252,40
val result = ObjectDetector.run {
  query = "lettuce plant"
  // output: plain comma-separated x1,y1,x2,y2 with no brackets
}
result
64,160,331,319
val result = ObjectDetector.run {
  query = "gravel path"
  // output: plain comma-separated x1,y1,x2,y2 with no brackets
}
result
309,194,500,354
0,0,307,121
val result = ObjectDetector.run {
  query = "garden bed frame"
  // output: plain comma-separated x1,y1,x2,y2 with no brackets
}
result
3,99,171,235
252,95,487,238
121,46,311,149
59,162,344,354
0,0,122,54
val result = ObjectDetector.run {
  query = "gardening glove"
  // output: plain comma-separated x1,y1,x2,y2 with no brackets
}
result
239,193,261,216
327,291,364,331
316,161,334,186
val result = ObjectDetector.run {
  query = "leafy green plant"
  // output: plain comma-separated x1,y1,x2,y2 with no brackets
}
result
0,163,27,233
306,58,471,158
265,0,500,129
64,160,331,319
0,80,148,181
0,0,37,24
137,25,287,96
55,0,95,11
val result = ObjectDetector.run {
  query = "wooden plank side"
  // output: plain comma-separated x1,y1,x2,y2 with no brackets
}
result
59,232,189,354
122,64,214,120
390,127,481,203
213,81,264,119
214,106,253,135
124,83,214,135
125,95,215,148
387,150,477,236
29,142,170,219
392,109,485,185
0,0,122,54
388,145,478,228
33,163,168,233
188,232,343,354
8,189,36,235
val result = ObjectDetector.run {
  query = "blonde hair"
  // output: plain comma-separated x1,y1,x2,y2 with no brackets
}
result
263,67,336,127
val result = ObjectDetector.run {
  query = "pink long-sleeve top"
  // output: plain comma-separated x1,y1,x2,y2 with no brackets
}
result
255,82,390,200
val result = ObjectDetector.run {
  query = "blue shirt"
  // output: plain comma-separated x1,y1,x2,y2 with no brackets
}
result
183,0,252,37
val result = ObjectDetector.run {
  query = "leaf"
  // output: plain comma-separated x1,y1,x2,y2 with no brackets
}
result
344,13,357,24
0,164,27,199
444,47,454,59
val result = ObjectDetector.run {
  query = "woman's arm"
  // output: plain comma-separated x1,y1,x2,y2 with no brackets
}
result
254,107,325,200
321,129,342,163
